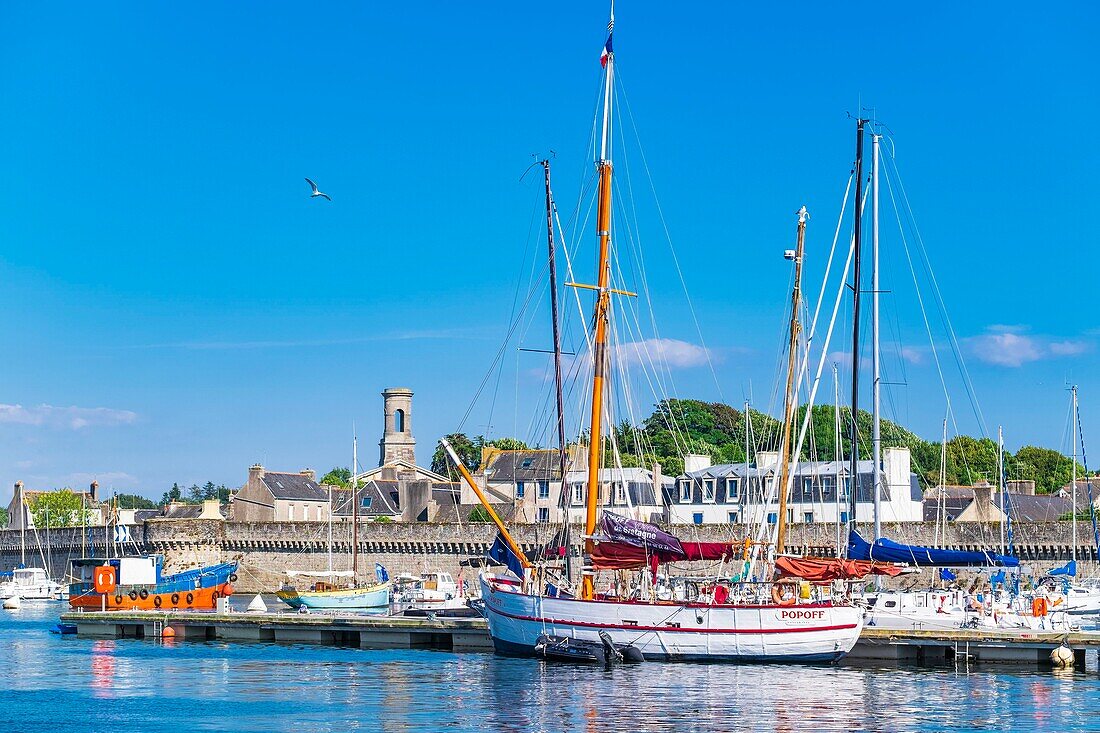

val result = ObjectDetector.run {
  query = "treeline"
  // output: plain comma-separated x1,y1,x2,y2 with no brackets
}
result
429,399,1083,494
160,482,231,506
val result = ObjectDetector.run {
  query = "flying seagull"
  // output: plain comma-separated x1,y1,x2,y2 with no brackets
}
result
304,178,331,201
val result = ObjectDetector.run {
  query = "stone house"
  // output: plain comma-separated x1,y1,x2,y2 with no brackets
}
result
926,481,1072,523
670,448,924,526
228,466,329,522
5,480,101,530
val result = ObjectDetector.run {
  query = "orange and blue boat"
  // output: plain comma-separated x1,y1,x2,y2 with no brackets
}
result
68,555,237,611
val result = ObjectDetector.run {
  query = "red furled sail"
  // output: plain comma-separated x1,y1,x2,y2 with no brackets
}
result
774,556,905,582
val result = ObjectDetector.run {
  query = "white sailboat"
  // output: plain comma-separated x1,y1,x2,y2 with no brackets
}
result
0,482,63,602
443,7,864,663
277,435,391,611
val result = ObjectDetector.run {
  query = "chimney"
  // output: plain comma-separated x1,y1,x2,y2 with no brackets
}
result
301,468,317,482
1005,479,1035,496
249,464,265,484
972,481,994,521
89,480,98,503
199,499,224,520
684,454,712,474
653,461,663,497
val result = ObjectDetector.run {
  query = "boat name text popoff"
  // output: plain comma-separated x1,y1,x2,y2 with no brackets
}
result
777,609,826,622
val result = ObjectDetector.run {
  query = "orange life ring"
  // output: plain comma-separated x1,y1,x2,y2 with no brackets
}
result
771,583,797,606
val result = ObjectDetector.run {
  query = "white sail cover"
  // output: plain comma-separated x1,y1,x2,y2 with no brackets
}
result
287,570,354,578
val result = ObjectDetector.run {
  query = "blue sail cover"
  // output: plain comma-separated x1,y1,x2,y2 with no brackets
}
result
848,530,1019,567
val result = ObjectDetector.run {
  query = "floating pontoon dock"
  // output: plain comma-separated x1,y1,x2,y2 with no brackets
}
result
60,609,493,652
60,609,1100,667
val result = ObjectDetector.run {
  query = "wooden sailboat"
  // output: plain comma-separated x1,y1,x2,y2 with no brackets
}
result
277,435,391,611
443,8,865,663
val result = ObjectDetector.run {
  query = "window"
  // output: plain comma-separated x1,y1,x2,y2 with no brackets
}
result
703,479,716,503
726,478,740,502
802,477,815,502
767,512,777,525
692,512,704,525
361,496,373,509
538,481,550,499
521,458,533,468
516,481,525,498
615,483,626,504
394,409,405,433
537,507,550,523
288,503,295,520
803,512,814,524
573,483,584,505
679,480,692,503
727,511,739,524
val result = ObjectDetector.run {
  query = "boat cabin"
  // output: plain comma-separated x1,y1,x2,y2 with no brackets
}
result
70,556,163,587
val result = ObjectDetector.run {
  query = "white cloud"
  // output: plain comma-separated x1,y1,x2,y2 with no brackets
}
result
967,326,1089,368
899,345,927,365
1050,341,1089,357
617,339,713,369
0,404,138,430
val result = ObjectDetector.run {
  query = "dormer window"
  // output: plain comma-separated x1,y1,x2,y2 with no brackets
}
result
679,480,692,503
615,483,626,504
726,477,740,502
521,458,533,468
573,483,584,505
703,478,716,503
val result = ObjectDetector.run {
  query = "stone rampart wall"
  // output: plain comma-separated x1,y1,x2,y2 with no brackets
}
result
1,520,1095,593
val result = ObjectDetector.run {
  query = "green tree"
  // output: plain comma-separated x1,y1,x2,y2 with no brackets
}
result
431,433,484,479
487,437,529,451
0,508,8,526
160,483,183,505
468,505,493,522
113,493,159,509
1012,446,1083,494
27,489,93,528
321,467,351,487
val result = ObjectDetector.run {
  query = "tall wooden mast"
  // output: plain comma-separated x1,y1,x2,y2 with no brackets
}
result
581,6,615,601
847,118,867,544
541,159,573,583
775,207,808,556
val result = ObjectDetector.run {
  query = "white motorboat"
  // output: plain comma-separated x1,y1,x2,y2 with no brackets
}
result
0,567,63,601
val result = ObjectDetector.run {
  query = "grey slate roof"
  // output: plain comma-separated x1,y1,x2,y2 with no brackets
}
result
922,491,1073,523
1006,494,1073,522
331,481,400,517
262,472,328,501
485,450,562,482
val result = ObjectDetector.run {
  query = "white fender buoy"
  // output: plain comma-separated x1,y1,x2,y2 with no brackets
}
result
3,595,22,610
246,594,268,613
1050,645,1074,669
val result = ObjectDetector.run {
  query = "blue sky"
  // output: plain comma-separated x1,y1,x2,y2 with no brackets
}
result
1,2,1097,503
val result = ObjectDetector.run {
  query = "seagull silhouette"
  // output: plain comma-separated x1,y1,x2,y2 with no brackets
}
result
304,178,331,201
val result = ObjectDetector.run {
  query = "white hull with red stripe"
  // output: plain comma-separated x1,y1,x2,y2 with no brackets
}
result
479,574,864,663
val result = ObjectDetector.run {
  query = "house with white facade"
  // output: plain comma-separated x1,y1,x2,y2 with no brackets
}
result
562,466,671,525
668,448,923,526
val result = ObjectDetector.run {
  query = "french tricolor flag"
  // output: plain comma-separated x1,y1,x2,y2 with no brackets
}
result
600,15,614,68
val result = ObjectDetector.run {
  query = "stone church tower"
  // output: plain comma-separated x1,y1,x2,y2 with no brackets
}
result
379,387,416,466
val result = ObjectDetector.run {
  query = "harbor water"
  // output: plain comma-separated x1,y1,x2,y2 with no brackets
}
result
3,602,1098,732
